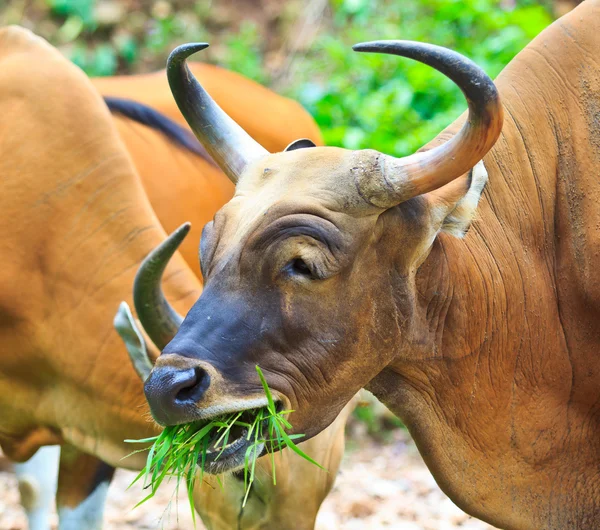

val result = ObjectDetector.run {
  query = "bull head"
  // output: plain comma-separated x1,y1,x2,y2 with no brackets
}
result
135,40,503,474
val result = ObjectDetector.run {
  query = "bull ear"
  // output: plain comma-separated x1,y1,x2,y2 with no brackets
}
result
426,160,488,238
114,302,154,381
284,138,316,151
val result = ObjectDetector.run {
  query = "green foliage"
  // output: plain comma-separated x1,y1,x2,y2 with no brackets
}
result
70,42,117,77
222,23,269,85
47,0,96,28
352,402,405,441
287,0,554,156
144,14,187,53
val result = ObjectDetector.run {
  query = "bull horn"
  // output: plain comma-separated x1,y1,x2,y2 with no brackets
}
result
352,40,503,208
133,223,190,350
114,302,153,381
167,43,269,184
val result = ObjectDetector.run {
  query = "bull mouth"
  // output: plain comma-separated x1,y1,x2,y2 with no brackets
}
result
194,403,280,475
172,396,276,425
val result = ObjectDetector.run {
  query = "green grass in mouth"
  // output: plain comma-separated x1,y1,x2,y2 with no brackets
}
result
125,365,324,524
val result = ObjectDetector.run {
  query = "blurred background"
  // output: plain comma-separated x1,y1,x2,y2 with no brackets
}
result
0,0,577,158
0,1,580,528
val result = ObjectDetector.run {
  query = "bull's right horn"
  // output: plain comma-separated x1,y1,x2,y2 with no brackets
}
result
352,40,503,209
167,43,269,184
133,223,190,350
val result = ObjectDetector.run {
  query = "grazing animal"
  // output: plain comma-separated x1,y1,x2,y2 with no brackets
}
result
0,26,346,530
139,2,600,529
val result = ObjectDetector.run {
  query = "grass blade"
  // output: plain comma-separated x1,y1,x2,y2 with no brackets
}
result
126,364,324,518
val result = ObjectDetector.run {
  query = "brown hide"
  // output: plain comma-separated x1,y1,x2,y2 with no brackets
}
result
375,3,600,528
0,26,199,467
0,25,346,529
143,2,600,529
108,113,233,279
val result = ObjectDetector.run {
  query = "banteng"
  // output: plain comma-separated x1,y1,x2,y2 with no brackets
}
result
0,26,348,530
141,2,600,528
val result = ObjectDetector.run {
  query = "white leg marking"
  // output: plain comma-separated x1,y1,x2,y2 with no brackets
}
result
57,480,110,530
14,445,60,530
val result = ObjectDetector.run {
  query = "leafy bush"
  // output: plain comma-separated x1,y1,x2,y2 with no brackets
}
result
285,0,553,156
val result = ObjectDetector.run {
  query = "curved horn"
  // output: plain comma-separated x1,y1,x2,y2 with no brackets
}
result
133,223,190,350
167,43,269,183
352,40,503,208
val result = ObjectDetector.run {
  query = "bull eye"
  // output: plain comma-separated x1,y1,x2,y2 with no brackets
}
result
287,258,314,278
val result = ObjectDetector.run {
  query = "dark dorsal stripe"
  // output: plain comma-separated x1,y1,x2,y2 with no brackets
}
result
103,96,216,166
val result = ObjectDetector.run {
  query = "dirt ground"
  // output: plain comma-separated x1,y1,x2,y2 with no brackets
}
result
0,428,495,530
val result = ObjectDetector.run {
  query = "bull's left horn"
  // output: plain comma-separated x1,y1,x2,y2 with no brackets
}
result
352,40,503,208
167,43,269,184
114,302,153,381
133,224,190,350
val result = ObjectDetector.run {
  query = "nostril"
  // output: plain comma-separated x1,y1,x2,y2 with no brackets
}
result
174,366,210,404
144,365,213,425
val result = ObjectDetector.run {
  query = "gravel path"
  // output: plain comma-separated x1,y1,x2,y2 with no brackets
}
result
0,428,495,530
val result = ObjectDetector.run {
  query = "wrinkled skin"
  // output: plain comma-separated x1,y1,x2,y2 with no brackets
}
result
159,148,425,437
150,2,600,528
0,26,343,530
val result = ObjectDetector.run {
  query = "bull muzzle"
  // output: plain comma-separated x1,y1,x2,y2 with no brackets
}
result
143,356,212,425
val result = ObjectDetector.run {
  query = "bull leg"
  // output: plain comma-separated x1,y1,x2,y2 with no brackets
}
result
56,445,115,530
13,445,60,530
